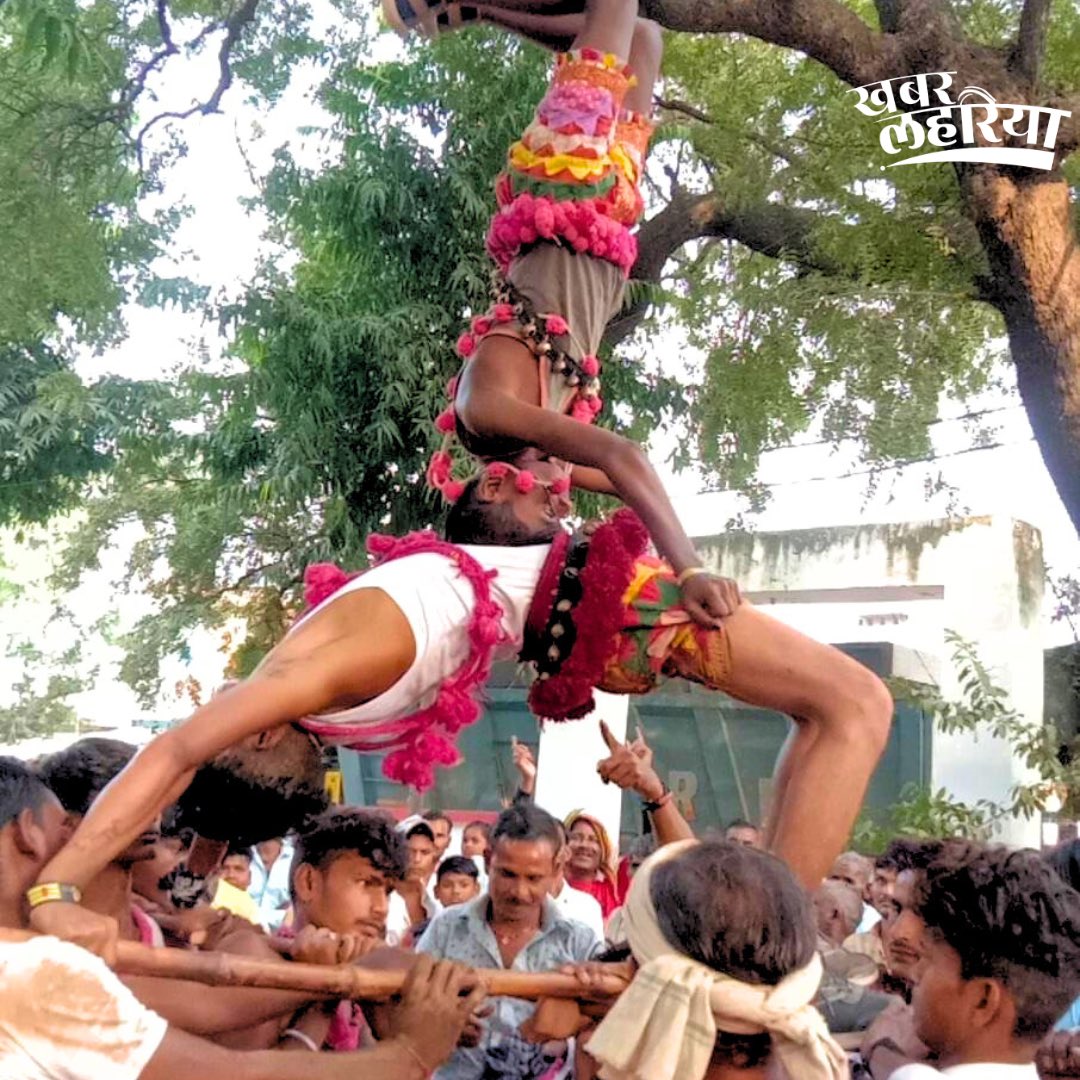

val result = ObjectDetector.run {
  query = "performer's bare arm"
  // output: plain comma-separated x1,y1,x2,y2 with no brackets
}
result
570,464,618,497
457,362,740,626
30,588,416,950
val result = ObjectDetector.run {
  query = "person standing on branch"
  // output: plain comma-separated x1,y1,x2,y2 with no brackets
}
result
392,0,742,631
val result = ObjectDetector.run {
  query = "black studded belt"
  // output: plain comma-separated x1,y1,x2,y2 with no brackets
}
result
522,530,591,678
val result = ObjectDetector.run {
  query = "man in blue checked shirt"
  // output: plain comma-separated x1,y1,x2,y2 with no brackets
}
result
417,801,602,1079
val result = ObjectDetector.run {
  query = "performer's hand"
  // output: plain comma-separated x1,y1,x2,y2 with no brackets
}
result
29,901,119,965
680,573,741,627
597,720,665,803
386,955,487,1073
511,735,537,791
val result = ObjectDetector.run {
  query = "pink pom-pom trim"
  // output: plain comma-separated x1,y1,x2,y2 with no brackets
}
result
492,303,515,323
426,450,452,488
528,509,649,722
457,333,477,358
571,399,596,424
434,408,456,434
549,476,571,496
486,194,637,276
302,563,356,610
546,314,569,336
442,479,466,503
581,354,600,377
472,316,492,337
515,470,536,494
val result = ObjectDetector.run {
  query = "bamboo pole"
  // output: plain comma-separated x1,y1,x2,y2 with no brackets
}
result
0,928,628,1001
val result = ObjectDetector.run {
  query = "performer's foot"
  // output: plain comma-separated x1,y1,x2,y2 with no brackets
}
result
432,3,481,34
381,0,444,36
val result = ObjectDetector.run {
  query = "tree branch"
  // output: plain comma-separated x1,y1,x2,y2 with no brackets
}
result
640,0,903,88
654,96,713,125
654,96,799,166
873,0,902,33
1049,92,1080,161
1008,0,1051,87
120,0,180,109
133,0,260,168
607,190,843,347
605,189,992,347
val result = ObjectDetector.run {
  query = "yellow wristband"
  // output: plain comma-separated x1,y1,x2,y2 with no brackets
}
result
26,883,82,909
676,566,709,587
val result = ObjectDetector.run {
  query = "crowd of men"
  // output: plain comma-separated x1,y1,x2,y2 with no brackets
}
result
3,721,1080,1080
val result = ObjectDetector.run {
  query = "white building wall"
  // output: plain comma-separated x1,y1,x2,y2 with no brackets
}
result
691,515,1045,847
535,690,629,856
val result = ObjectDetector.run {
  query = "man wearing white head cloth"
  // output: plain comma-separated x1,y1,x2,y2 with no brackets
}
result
587,839,848,1080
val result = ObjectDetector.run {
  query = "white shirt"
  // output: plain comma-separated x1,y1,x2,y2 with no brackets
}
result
892,1064,1038,1079
297,544,550,732
249,840,294,931
551,879,606,941
0,936,167,1080
856,901,882,934
386,887,444,947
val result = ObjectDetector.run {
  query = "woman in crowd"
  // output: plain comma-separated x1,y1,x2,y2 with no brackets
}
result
564,810,623,920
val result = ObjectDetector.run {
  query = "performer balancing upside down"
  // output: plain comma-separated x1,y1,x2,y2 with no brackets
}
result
408,0,742,630
28,457,891,956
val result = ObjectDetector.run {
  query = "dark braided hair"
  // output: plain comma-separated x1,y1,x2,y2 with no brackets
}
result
915,842,1080,1040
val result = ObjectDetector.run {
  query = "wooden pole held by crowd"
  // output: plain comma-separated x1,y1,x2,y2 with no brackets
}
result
0,927,629,1001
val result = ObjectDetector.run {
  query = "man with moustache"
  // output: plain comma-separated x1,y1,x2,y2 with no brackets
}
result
417,801,602,1079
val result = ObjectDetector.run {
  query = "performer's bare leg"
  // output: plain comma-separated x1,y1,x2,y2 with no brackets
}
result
712,606,892,889
434,0,664,105
471,10,663,110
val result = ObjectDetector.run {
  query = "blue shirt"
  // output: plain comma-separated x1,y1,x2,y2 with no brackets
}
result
1055,994,1080,1031
417,894,602,1079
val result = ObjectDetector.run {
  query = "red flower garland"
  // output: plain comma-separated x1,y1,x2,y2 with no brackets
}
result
527,509,648,721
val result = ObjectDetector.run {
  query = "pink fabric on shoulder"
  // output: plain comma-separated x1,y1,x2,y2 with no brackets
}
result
130,905,165,948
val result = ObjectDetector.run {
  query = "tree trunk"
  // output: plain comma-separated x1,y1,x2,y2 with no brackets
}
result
962,168,1080,534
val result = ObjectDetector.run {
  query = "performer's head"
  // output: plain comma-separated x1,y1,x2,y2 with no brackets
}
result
445,449,571,547
0,756,73,924
290,806,407,940
173,720,328,848
488,801,561,925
